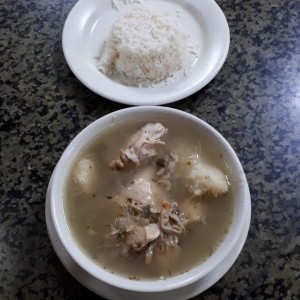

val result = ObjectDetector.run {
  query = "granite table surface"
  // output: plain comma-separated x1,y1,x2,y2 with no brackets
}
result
1,0,300,299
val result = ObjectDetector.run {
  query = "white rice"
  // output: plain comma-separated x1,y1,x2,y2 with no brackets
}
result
97,3,189,87
111,0,143,10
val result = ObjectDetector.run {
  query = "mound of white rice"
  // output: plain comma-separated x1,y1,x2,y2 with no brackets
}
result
97,4,189,87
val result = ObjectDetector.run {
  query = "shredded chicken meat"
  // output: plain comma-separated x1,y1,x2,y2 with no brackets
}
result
109,199,186,264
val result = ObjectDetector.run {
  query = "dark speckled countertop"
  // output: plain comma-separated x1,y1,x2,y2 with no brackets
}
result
1,0,300,299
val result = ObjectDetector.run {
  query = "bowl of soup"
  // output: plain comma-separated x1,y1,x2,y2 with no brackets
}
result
46,106,251,300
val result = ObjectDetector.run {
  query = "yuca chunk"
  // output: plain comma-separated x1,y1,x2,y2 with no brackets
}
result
187,160,229,197
73,158,98,195
180,198,207,224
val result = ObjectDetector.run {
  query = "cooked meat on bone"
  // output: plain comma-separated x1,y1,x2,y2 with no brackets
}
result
106,126,191,264
109,123,168,170
121,166,164,211
123,223,160,253
108,199,186,264
159,201,186,235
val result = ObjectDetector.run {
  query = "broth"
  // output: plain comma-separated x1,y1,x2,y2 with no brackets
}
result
64,121,234,280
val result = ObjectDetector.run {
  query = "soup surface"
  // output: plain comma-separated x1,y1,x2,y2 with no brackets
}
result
64,120,234,280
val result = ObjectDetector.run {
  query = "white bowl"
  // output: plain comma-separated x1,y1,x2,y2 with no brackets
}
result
46,107,251,300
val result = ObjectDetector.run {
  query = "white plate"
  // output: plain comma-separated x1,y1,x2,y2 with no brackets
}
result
46,174,250,300
62,0,230,105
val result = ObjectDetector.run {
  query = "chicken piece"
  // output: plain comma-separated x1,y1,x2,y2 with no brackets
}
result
180,197,207,224
106,166,189,264
122,223,160,253
109,199,186,264
109,123,168,170
110,206,161,263
124,226,146,252
111,214,134,236
107,166,166,261
186,158,229,197
73,158,99,195
121,166,165,211
159,201,186,235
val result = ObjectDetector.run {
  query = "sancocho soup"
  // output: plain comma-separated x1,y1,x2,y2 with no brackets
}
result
64,120,234,280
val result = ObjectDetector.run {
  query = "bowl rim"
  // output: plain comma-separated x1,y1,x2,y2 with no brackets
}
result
49,106,251,292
